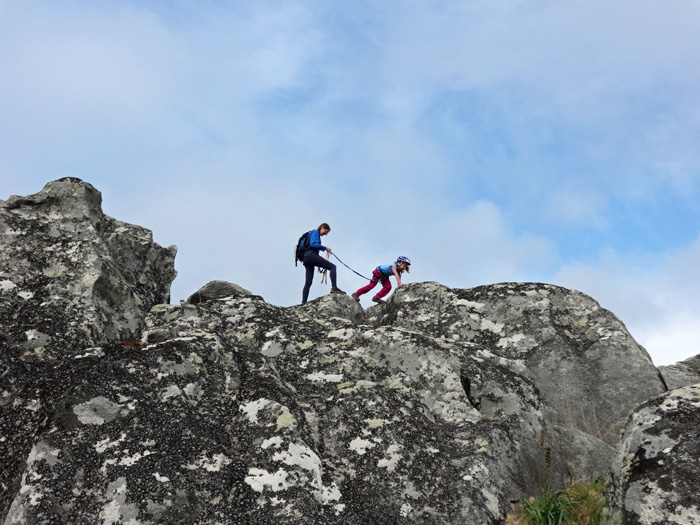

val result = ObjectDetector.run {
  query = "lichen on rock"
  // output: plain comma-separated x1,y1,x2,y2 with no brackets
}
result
1,179,699,525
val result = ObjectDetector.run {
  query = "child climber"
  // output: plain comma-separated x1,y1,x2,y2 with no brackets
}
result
352,256,411,304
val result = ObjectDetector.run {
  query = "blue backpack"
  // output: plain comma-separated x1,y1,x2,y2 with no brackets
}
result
295,231,311,266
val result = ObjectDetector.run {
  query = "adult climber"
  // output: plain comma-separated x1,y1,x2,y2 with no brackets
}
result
301,223,346,303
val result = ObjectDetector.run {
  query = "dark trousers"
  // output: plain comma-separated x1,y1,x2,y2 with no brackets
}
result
302,251,337,303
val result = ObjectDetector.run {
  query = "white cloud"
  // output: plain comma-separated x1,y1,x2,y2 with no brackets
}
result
546,187,606,227
1,0,698,368
552,235,700,365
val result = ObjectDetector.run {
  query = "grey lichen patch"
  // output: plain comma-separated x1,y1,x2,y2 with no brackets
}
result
22,329,52,350
261,340,285,357
101,477,141,524
73,396,121,425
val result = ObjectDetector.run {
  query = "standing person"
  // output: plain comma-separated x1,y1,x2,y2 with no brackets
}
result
352,256,410,304
301,223,346,304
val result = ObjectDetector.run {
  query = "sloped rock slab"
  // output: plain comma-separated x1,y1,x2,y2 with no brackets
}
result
607,385,700,525
369,282,666,447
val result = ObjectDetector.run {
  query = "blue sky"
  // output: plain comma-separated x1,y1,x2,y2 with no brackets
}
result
1,0,699,365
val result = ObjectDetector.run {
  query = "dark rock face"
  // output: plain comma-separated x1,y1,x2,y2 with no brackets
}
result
606,385,700,525
1,180,698,524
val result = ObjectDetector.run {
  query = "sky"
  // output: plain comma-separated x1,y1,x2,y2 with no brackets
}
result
1,0,698,366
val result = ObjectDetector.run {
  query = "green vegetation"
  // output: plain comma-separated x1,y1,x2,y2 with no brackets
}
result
507,431,607,525
507,480,606,525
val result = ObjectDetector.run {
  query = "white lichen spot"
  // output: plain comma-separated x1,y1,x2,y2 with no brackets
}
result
75,348,105,359
240,398,272,424
327,328,355,340
318,483,342,504
194,453,231,472
273,443,322,475
480,319,505,334
119,451,152,466
400,503,413,517
377,444,402,472
261,436,283,450
305,372,344,383
0,279,17,291
183,383,203,399
161,385,182,401
349,437,376,455
483,488,501,518
244,467,290,493
18,290,34,300
95,434,127,454
455,299,485,310
496,333,526,348
154,473,170,482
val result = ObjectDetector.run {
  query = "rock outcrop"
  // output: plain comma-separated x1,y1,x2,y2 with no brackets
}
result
0,178,177,354
606,385,700,525
659,354,700,390
1,179,698,524
1,179,177,520
367,282,666,447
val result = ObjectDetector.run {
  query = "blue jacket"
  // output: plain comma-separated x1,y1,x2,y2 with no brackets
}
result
307,229,327,252
376,263,397,277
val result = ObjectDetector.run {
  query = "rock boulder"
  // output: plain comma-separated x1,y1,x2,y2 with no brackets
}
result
606,385,700,525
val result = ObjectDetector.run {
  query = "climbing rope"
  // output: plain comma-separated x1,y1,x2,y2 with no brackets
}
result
331,252,372,281
320,252,329,284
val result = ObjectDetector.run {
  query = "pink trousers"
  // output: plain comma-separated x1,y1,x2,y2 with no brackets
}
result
355,269,392,299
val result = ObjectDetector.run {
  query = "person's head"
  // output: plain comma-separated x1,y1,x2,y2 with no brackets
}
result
318,223,331,236
396,256,411,273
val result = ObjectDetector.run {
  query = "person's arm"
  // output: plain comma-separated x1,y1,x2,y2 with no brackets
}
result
308,230,329,252
392,265,404,286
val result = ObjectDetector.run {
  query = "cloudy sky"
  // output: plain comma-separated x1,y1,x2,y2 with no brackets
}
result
1,0,698,365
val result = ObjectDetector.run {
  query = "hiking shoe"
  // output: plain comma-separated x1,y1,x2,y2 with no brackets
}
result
330,287,346,295
372,296,385,304
351,292,360,302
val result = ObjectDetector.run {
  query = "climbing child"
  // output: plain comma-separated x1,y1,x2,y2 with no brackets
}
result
352,256,410,304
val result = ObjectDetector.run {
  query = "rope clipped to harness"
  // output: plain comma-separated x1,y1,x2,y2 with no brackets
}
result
331,252,372,281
